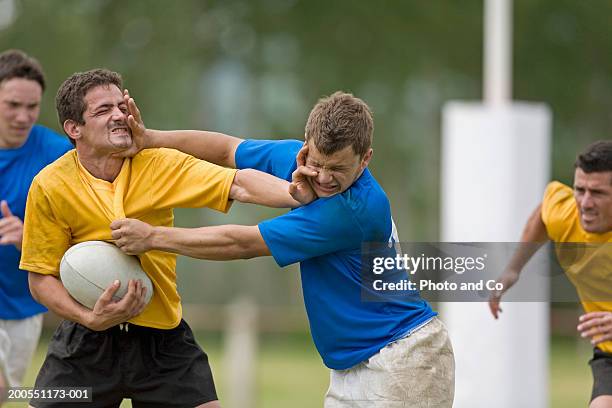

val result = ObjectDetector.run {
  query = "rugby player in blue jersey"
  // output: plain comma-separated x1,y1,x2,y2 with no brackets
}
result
112,91,455,407
0,50,72,403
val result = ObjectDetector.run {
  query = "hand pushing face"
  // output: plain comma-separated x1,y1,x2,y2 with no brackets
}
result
76,85,132,152
303,140,372,197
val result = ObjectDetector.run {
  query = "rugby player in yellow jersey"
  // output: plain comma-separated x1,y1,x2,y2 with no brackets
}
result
489,140,612,408
19,69,313,408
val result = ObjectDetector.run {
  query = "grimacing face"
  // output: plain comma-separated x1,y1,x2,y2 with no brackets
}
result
0,78,42,148
304,139,372,197
68,84,131,152
573,168,612,234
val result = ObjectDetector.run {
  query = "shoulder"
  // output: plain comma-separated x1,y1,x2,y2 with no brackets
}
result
29,125,73,161
132,147,187,167
294,170,391,239
33,150,78,192
541,181,578,240
237,138,303,153
543,181,573,205
235,138,302,165
31,125,72,149
235,138,302,179
541,181,575,222
343,170,390,213
340,170,392,240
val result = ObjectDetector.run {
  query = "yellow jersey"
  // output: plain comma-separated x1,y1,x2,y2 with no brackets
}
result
20,148,237,329
541,181,612,352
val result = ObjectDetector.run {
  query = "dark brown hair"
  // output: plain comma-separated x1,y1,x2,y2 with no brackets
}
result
305,91,373,157
575,141,612,174
55,69,122,144
0,49,45,91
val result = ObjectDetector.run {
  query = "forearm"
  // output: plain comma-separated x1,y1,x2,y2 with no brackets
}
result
500,204,550,291
146,129,242,168
231,169,301,208
150,224,270,260
508,204,549,271
29,273,91,326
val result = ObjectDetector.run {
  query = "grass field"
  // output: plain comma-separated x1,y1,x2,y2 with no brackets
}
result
4,332,593,408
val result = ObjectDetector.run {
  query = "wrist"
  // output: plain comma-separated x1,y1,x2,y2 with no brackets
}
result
144,129,158,149
149,226,164,251
79,310,97,330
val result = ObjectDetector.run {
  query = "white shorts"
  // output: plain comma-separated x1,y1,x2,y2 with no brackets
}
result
324,317,455,408
0,314,43,387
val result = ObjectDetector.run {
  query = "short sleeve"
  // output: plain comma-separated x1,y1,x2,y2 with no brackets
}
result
234,139,302,180
258,196,363,267
150,148,237,212
541,181,576,241
19,178,71,276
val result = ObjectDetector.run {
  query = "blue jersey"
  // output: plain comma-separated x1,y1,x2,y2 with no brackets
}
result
0,125,72,319
236,139,435,369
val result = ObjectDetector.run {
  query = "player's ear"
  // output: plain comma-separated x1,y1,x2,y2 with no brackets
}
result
360,148,373,169
63,120,82,141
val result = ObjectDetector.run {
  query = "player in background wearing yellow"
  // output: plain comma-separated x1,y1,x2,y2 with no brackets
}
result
489,141,612,408
20,69,313,408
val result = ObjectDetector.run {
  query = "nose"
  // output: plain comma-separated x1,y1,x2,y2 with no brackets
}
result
111,106,127,121
15,108,31,124
316,169,333,184
580,192,595,210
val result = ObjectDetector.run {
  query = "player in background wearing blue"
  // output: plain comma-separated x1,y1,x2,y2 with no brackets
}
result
0,50,72,403
112,91,455,407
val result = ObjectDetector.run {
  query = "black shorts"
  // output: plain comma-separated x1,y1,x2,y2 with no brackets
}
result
30,319,218,408
590,347,612,401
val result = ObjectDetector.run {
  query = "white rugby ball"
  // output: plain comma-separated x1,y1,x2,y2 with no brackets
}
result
60,241,153,309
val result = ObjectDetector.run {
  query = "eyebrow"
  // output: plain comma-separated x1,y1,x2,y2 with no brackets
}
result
4,99,38,105
574,185,608,194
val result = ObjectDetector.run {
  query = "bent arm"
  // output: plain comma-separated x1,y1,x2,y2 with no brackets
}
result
29,272,148,331
146,129,242,168
28,272,91,326
230,169,306,208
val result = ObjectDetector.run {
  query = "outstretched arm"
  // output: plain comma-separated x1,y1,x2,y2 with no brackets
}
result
146,129,242,168
488,204,549,319
120,90,242,168
111,219,270,260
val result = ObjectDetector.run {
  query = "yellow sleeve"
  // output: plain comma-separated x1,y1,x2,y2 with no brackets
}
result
541,181,576,242
150,148,237,212
19,178,71,276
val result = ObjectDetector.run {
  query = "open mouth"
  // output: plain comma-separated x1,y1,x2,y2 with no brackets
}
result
110,127,129,136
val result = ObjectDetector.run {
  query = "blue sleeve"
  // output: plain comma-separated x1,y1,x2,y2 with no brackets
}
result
234,139,302,181
258,196,364,267
34,125,73,162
